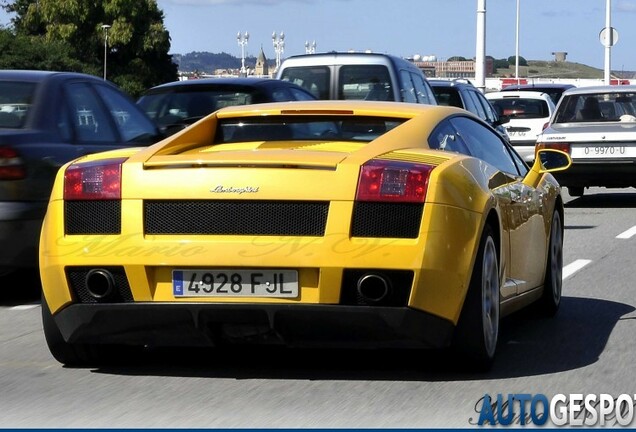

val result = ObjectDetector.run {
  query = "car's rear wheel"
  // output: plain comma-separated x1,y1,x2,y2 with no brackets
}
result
41,298,101,366
568,186,584,197
538,210,563,316
452,225,499,371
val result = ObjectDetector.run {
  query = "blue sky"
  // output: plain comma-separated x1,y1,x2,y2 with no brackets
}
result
2,0,636,71
155,0,636,72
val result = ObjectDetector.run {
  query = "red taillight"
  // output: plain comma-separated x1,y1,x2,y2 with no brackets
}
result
0,146,26,180
356,160,434,203
536,142,571,154
64,158,127,200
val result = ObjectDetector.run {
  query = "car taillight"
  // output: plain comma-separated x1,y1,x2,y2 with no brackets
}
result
64,158,127,200
356,160,434,203
0,146,26,180
536,142,571,154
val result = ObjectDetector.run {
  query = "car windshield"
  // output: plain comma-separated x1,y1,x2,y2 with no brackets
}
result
553,92,636,123
214,115,405,143
0,81,37,129
488,98,550,119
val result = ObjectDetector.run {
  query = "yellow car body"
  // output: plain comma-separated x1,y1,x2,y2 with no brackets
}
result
39,100,570,369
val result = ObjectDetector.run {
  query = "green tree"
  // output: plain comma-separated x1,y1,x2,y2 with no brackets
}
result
493,58,510,69
447,56,468,62
2,0,177,97
507,55,528,66
0,28,83,70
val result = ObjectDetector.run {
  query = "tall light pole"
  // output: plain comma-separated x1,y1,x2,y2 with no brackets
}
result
604,0,612,85
272,31,285,72
515,0,520,84
475,0,486,92
101,24,111,80
305,40,316,54
237,31,249,76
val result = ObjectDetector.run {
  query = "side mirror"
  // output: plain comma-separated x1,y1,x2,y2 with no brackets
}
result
533,149,571,173
523,149,571,188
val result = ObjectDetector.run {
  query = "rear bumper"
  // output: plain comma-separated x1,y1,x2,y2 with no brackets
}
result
51,302,455,350
551,159,636,188
0,201,46,271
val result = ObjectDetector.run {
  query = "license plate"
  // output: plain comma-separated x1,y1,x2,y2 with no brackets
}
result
507,131,527,137
570,144,636,159
172,269,299,298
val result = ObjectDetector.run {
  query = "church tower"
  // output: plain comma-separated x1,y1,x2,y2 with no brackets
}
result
254,45,269,77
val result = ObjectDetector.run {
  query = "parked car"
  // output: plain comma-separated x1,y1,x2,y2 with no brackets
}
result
137,77,317,136
536,85,636,196
429,79,510,142
500,83,575,105
486,90,556,163
0,70,162,276
40,100,571,371
275,52,437,104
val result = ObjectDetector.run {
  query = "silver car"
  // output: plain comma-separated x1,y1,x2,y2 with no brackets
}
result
535,85,636,196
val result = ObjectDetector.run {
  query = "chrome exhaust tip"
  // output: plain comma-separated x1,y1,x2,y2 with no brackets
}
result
356,273,391,304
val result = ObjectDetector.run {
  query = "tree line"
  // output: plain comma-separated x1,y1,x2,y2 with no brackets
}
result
0,0,178,98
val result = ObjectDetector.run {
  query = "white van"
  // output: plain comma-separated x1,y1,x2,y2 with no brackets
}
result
276,52,437,105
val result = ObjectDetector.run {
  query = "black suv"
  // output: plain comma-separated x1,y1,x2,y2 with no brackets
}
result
429,79,510,141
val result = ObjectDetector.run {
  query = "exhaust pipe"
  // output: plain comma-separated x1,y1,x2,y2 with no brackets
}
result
85,269,115,299
356,273,391,304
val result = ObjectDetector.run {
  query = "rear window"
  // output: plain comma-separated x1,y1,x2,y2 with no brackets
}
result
138,89,256,123
553,92,636,123
279,66,330,99
0,81,37,129
488,98,550,119
339,65,393,101
432,87,463,108
214,115,405,143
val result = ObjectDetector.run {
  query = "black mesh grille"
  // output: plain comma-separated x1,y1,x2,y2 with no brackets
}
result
351,202,423,238
144,200,329,236
66,266,133,303
340,269,413,307
65,201,121,235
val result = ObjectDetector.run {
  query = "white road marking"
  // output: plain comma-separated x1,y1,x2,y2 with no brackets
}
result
562,259,592,280
616,225,636,239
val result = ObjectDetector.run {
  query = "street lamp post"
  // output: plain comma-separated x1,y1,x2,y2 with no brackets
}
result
515,0,520,84
237,31,249,76
475,0,486,93
304,40,316,54
101,24,111,80
272,31,285,72
604,0,612,85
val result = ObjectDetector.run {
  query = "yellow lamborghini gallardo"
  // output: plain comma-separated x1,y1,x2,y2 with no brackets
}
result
39,100,571,370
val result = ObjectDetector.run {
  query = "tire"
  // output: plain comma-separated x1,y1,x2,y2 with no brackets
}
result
452,225,500,372
41,298,100,367
538,210,563,316
568,186,584,197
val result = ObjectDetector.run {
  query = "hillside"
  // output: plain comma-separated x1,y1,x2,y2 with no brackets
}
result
494,60,634,79
172,52,635,79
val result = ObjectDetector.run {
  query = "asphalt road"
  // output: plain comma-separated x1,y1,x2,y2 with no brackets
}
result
1,187,635,428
